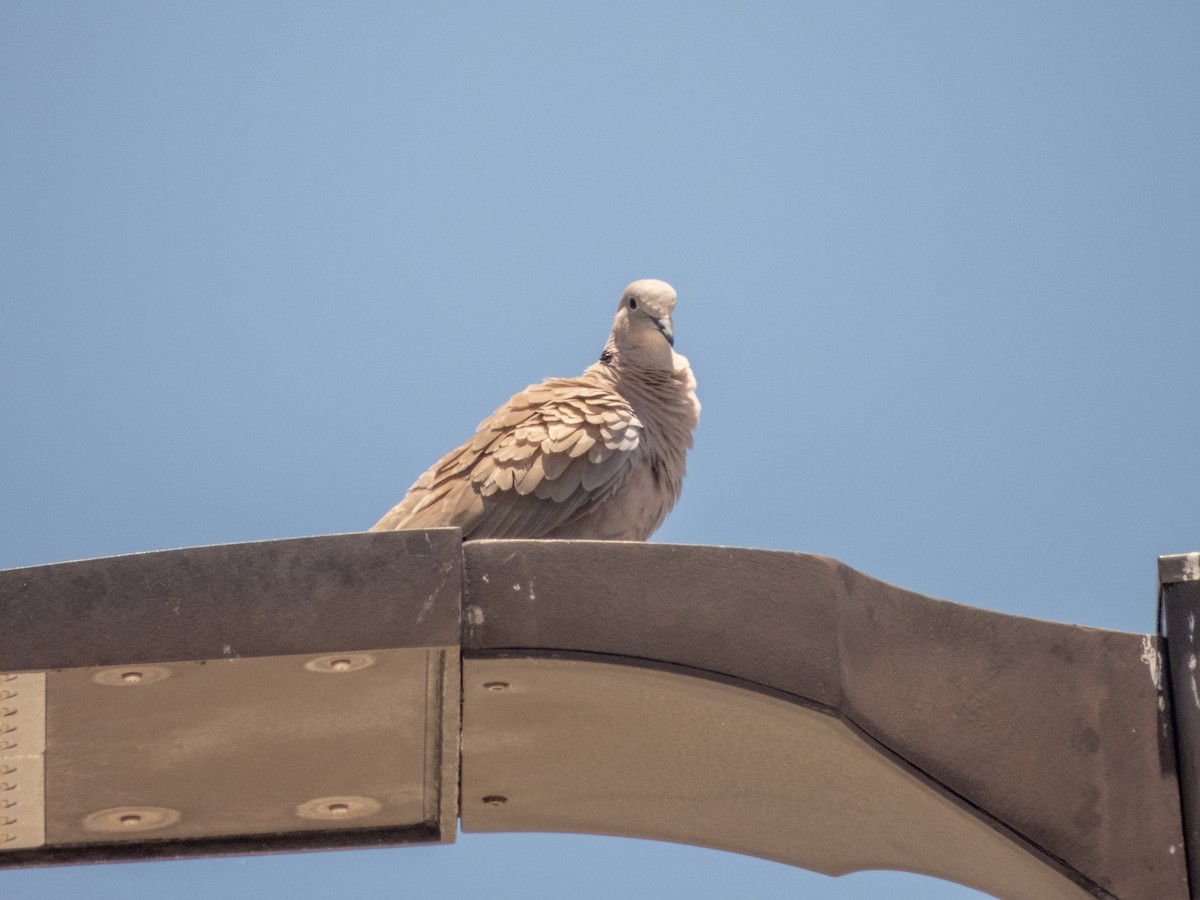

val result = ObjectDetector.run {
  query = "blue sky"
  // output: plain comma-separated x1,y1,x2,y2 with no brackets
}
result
2,3,1197,898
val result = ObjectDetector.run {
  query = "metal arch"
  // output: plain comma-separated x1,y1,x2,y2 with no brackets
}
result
460,540,1185,899
0,531,1190,899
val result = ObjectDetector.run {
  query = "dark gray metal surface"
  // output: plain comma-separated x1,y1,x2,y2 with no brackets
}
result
0,530,462,671
462,540,1187,900
836,565,1175,897
1160,553,1200,899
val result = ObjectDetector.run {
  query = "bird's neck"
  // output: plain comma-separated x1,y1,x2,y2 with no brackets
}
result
594,352,700,435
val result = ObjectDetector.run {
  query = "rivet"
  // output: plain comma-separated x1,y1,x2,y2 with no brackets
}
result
83,806,181,833
484,682,509,692
482,795,508,807
295,795,382,820
93,666,171,686
303,653,376,674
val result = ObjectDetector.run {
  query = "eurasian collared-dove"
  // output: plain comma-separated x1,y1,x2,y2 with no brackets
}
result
370,279,700,540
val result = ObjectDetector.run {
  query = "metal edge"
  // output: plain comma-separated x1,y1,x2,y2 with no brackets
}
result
1161,554,1200,586
0,530,464,672
0,822,444,869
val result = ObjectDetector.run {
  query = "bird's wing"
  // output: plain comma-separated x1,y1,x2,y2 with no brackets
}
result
370,378,644,538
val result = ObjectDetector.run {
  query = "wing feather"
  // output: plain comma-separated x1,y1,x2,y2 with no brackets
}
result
370,377,643,539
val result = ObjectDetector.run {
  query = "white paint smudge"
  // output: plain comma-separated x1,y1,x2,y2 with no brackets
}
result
417,563,453,623
417,594,435,623
466,605,484,626
1141,635,1161,689
1183,553,1200,581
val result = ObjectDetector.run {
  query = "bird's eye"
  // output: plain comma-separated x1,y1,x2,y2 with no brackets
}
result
628,297,638,309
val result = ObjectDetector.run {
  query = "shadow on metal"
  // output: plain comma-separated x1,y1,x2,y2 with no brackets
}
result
0,531,1191,899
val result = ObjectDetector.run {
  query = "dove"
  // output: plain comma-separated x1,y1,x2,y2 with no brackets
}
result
370,279,700,540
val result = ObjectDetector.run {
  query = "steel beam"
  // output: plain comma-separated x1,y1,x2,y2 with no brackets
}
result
0,533,1190,899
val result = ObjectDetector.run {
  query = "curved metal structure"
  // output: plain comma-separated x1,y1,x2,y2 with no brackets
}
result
0,531,1191,899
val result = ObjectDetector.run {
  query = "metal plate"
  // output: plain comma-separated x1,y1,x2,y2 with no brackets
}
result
1,648,458,866
50,649,447,842
0,530,462,672
0,529,464,867
462,657,1093,900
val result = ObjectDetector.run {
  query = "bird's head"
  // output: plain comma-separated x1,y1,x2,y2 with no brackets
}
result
605,278,678,369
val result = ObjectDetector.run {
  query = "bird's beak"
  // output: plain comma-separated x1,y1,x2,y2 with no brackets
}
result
654,316,675,347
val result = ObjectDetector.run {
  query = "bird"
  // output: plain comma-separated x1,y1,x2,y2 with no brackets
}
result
370,278,700,541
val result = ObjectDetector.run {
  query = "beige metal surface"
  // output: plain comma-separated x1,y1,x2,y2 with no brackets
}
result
0,673,46,850
41,648,456,845
461,657,1094,900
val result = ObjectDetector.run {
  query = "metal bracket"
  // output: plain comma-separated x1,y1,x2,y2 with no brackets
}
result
0,673,46,850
